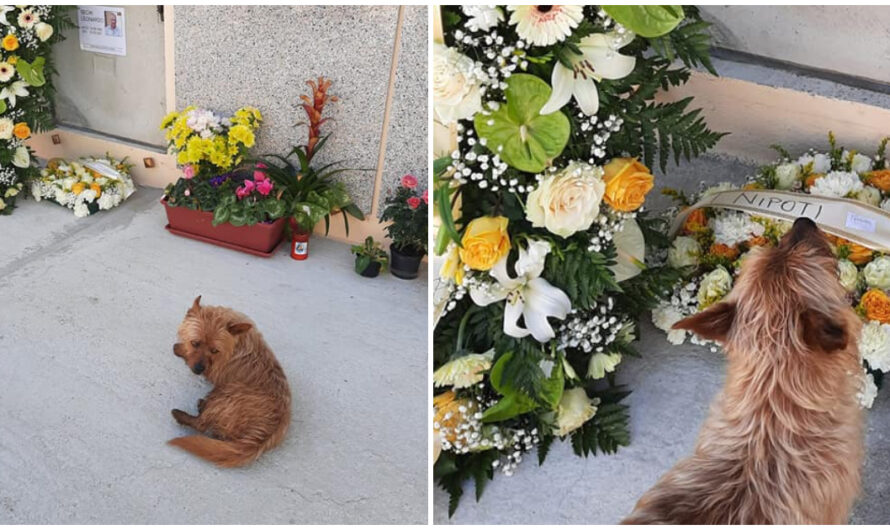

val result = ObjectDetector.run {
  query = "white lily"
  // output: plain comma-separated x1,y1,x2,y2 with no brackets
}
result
540,31,637,116
0,6,14,25
469,239,571,342
1,81,29,107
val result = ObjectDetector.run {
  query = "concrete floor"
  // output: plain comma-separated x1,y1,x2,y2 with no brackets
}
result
0,189,428,524
434,154,890,524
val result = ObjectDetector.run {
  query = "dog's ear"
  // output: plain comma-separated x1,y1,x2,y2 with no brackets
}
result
227,322,252,336
673,301,736,343
801,308,847,353
187,295,202,315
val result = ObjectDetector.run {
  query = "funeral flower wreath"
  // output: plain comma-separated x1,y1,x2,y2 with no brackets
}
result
432,5,724,513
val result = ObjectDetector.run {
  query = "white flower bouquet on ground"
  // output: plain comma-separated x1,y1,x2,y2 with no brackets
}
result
31,156,135,217
653,133,890,407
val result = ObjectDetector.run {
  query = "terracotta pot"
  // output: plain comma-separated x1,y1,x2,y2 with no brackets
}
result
390,245,424,280
161,197,286,256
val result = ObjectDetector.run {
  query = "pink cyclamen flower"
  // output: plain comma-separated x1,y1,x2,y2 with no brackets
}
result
407,196,421,210
253,164,268,182
256,179,273,196
236,179,256,199
182,165,195,179
401,174,418,189
422,189,428,205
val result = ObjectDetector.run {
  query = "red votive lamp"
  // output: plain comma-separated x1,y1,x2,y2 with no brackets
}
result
290,231,310,260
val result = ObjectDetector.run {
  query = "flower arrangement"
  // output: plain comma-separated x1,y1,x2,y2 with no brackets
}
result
255,77,365,234
31,156,134,217
653,133,890,408
0,6,73,215
432,5,723,513
160,106,263,179
380,174,429,256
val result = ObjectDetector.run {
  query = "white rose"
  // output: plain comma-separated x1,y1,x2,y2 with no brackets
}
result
856,186,882,206
0,117,13,140
11,146,29,168
798,152,831,174
34,22,53,42
525,161,605,238
462,5,503,32
774,163,801,190
555,387,598,437
837,259,860,292
432,43,485,124
698,266,732,308
844,150,873,174
4,185,18,198
667,236,701,268
864,256,890,289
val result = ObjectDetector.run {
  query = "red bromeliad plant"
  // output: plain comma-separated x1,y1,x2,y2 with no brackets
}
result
299,76,339,164
255,76,366,234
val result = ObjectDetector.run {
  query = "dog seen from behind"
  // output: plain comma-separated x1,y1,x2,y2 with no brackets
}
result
169,296,291,467
624,217,864,524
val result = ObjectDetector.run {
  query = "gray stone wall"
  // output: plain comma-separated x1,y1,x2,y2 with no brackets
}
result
174,5,428,214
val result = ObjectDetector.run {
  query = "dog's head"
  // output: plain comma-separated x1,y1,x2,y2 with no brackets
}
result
673,217,860,359
173,295,253,377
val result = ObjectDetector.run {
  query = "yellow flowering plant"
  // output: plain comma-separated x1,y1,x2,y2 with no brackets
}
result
160,105,263,179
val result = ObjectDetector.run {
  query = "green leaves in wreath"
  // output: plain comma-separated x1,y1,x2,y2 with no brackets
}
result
16,57,46,87
474,73,569,173
602,5,685,38
481,351,564,423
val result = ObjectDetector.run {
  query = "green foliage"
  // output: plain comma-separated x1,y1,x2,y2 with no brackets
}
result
602,5,684,37
544,244,619,310
351,236,388,274
435,450,500,517
570,400,631,457
380,182,428,255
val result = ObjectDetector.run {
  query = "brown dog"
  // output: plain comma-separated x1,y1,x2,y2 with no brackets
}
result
169,296,291,467
624,218,864,524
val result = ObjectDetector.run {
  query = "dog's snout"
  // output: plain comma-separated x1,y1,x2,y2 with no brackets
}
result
192,361,205,375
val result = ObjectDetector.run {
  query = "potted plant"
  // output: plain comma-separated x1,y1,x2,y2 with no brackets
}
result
350,236,388,278
380,175,428,279
255,77,366,260
160,106,287,256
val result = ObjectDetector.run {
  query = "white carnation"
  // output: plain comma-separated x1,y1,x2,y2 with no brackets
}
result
809,171,863,198
858,370,878,409
73,202,90,218
652,303,687,345
462,5,503,32
844,150,873,174
98,193,115,210
837,259,860,292
797,152,831,174
667,236,701,268
710,211,764,247
701,182,735,200
774,162,801,190
860,320,890,372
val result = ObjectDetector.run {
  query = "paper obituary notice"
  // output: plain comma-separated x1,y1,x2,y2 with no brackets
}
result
78,6,126,56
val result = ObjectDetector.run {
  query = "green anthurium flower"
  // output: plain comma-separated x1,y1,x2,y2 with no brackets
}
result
16,57,45,87
474,73,570,173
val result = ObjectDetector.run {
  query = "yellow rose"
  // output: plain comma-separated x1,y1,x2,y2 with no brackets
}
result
71,182,85,195
433,391,477,445
861,289,890,324
90,183,102,198
602,157,654,212
866,169,890,192
828,234,874,265
12,122,29,139
459,216,511,271
2,34,18,51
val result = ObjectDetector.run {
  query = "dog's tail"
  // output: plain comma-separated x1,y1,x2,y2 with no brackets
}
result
168,435,261,468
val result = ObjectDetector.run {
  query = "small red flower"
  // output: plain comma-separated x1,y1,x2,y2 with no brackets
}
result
422,189,428,205
401,174,418,189
407,196,421,210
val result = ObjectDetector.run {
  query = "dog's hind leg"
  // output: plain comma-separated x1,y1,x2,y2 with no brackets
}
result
171,408,199,429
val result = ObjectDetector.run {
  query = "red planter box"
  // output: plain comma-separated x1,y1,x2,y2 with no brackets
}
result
161,198,286,257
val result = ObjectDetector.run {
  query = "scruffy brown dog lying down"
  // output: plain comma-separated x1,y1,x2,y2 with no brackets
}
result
169,296,291,467
624,218,864,524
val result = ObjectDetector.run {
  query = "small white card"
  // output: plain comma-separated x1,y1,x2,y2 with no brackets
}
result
846,211,877,233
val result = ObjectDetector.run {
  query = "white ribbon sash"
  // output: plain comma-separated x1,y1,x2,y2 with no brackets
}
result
669,189,890,253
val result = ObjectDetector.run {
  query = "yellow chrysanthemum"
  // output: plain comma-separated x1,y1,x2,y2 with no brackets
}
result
433,351,494,389
228,124,255,148
159,111,179,130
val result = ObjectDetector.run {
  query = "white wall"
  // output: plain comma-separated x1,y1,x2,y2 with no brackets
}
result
702,6,890,84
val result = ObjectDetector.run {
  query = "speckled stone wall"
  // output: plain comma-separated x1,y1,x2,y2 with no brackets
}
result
379,5,429,211
174,5,427,214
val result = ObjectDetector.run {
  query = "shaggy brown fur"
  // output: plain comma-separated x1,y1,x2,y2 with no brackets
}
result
169,296,291,467
624,218,864,524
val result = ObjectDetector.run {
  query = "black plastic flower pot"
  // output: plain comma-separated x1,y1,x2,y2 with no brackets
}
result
358,260,382,278
390,245,424,280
